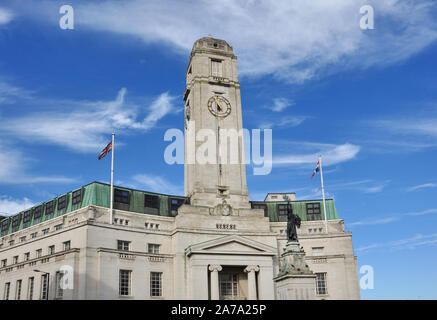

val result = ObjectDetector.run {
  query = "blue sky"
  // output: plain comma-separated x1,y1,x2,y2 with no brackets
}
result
1,0,437,299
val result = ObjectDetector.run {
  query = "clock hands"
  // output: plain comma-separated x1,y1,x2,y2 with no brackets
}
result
213,96,223,112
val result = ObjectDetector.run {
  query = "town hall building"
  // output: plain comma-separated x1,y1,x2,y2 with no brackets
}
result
0,37,360,300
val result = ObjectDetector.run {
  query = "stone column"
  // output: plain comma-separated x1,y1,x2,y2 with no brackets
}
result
244,265,260,300
209,265,222,300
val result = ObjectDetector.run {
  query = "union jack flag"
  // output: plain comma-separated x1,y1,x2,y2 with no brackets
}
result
98,141,112,160
310,160,320,179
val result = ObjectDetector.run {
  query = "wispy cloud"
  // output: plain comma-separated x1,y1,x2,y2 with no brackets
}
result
0,81,34,103
349,208,437,228
407,183,437,192
17,0,437,84
0,7,13,25
357,233,437,253
259,116,307,129
274,143,360,166
131,174,183,195
0,140,76,185
0,89,179,153
0,196,35,216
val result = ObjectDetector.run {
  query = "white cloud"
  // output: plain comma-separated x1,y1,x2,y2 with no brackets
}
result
0,81,34,103
268,98,294,112
0,7,13,25
131,174,183,195
274,143,360,166
0,196,35,216
24,0,437,83
0,89,179,153
407,183,437,192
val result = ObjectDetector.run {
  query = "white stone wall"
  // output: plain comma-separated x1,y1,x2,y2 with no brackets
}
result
0,205,360,300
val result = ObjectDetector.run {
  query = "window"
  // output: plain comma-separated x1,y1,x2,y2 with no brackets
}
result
55,271,64,299
312,247,324,256
23,210,33,224
115,189,129,204
119,270,131,296
148,243,160,254
72,189,82,208
15,280,22,300
306,203,321,221
277,204,289,216
150,272,162,297
219,273,239,299
20,236,26,242
117,240,130,251
169,198,184,215
41,274,49,300
24,252,30,261
12,214,22,232
251,202,267,216
31,232,38,239
42,228,49,235
63,241,71,251
13,256,18,264
9,240,15,246
144,194,160,215
48,245,55,255
33,205,43,220
28,277,34,300
36,249,42,258
55,224,63,231
211,59,222,77
4,282,10,300
57,195,67,212
1,219,9,232
1,259,6,267
45,201,55,216
316,273,328,295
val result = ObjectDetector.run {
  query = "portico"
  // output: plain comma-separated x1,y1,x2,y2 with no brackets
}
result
185,235,276,300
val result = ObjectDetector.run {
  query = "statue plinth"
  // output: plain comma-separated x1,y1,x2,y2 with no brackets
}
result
274,240,317,300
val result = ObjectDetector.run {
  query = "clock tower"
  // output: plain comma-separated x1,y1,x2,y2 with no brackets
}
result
183,37,250,210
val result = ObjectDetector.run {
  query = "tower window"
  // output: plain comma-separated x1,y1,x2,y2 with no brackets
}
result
211,59,222,77
144,194,160,215
117,240,130,251
306,203,321,221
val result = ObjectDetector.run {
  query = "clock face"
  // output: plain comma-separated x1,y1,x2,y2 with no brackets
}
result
208,95,231,118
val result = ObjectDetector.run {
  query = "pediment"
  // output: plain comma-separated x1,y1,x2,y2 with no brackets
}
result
185,235,277,256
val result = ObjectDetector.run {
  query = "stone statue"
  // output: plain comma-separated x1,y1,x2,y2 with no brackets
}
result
286,204,301,242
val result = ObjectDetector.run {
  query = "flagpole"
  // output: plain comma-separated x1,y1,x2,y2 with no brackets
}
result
110,133,115,225
319,154,328,234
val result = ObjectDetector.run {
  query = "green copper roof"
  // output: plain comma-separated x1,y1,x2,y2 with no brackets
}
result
0,182,339,236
